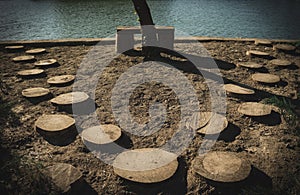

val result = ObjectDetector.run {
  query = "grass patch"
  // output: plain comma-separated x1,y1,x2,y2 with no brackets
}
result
263,96,299,134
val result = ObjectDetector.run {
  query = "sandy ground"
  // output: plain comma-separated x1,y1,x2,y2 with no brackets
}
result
0,39,299,194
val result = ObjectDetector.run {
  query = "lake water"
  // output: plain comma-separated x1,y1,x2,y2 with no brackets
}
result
0,0,299,40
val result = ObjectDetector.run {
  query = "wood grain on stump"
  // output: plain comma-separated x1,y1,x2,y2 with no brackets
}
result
237,62,263,69
186,112,228,135
252,73,280,84
186,112,212,131
47,75,75,85
25,48,46,54
34,59,57,67
22,87,50,98
35,114,75,132
43,163,82,193
13,55,35,62
246,50,270,57
5,45,24,50
238,102,272,116
82,125,122,145
269,59,292,67
113,148,178,183
50,92,89,105
197,113,228,135
254,39,272,45
224,84,255,95
273,44,296,52
17,69,44,76
192,151,251,182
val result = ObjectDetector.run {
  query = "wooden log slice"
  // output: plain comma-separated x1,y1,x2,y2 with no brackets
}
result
17,69,44,76
82,125,122,145
224,84,255,95
186,112,212,131
254,39,272,45
269,59,292,67
197,113,228,135
246,50,270,57
47,75,75,85
113,148,178,183
25,48,46,54
273,44,296,52
34,59,57,67
237,62,263,69
192,151,251,183
13,55,35,62
238,102,272,116
251,73,280,84
43,163,82,193
35,114,75,132
50,92,89,106
22,87,50,98
5,45,24,50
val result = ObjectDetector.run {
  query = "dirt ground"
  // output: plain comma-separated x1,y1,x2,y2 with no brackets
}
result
0,39,299,194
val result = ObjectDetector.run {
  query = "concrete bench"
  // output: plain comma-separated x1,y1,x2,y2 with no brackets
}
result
116,26,174,53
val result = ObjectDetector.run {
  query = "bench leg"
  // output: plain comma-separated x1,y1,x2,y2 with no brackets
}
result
116,32,134,53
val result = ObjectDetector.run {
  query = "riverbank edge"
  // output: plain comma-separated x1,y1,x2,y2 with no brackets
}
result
1,37,299,47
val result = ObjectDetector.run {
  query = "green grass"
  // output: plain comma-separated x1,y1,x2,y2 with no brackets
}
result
263,96,299,134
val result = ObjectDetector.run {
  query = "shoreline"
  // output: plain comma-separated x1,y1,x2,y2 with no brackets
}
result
1,36,299,47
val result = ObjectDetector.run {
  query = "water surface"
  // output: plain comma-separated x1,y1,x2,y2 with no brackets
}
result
0,0,299,40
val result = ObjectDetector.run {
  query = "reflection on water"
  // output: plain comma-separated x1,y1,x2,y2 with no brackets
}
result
0,0,299,40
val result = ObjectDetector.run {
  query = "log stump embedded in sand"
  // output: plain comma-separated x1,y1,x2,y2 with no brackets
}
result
224,84,255,95
35,114,77,145
50,92,89,106
22,87,50,98
192,151,251,182
13,55,35,62
34,59,57,67
113,148,178,183
17,69,44,77
269,59,292,67
47,75,75,85
25,48,46,54
81,125,122,145
251,73,280,84
238,102,272,116
237,62,263,69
